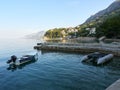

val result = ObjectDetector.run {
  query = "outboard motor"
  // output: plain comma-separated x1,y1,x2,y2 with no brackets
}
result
11,55,17,63
6,55,17,64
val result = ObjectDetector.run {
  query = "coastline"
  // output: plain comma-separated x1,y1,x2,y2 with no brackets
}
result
34,42,120,56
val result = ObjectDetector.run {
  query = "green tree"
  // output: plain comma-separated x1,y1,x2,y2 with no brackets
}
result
44,28,66,38
96,14,120,38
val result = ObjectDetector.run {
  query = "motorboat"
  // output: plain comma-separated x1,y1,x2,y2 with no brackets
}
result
7,52,38,69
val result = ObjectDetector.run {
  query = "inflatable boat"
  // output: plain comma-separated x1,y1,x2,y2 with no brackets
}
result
7,52,38,69
81,52,113,65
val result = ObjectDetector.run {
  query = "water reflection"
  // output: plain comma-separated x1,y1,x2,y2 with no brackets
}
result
81,59,113,67
7,59,38,72
40,49,81,55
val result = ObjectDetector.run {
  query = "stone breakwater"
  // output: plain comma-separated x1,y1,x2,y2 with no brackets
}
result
34,43,120,56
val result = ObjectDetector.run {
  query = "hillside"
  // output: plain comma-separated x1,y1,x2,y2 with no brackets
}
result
41,0,120,39
74,0,120,38
96,13,120,38
25,31,46,40
85,0,120,24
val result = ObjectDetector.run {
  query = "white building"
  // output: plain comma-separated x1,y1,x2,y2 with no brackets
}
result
86,27,96,34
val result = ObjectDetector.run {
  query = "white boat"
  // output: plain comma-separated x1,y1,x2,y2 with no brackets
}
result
81,52,113,65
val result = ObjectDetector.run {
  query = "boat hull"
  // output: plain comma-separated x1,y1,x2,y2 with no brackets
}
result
81,52,113,65
7,52,38,70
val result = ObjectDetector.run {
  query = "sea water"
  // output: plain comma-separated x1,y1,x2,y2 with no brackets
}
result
0,38,120,90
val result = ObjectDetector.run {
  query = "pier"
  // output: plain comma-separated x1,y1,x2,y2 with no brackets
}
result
34,42,120,56
106,79,120,90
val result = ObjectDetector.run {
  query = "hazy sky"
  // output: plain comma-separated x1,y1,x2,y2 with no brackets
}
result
0,0,114,38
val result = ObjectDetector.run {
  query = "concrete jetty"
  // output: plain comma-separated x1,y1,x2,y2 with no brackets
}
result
106,79,120,90
34,42,120,56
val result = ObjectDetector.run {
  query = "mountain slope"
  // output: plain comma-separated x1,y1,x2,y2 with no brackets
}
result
85,0,120,23
25,31,46,40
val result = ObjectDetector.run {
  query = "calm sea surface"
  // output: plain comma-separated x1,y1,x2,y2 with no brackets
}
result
0,38,120,90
